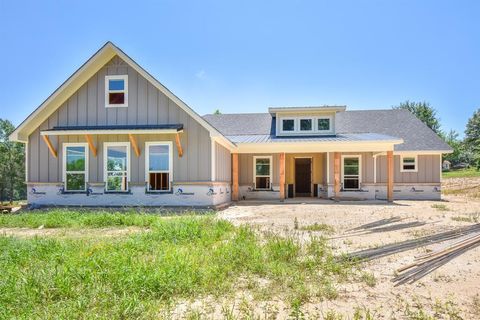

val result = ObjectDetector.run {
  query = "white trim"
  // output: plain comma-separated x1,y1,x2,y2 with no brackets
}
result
341,155,362,190
253,156,273,190
25,142,29,182
145,141,173,192
41,129,182,136
236,141,399,153
105,75,128,108
62,143,89,191
373,154,377,184
103,142,131,191
400,154,418,172
269,106,346,113
211,140,216,182
277,115,335,136
394,150,452,155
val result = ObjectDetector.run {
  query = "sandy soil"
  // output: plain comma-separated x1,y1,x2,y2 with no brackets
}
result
213,190,480,318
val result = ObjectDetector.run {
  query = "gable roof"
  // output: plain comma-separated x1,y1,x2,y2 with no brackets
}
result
203,109,452,152
9,42,235,149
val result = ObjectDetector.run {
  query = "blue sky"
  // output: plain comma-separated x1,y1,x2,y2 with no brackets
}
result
1,0,479,136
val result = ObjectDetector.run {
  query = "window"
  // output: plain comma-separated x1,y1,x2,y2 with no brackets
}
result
254,156,272,190
105,75,128,107
104,142,130,191
282,119,295,132
401,155,417,172
318,118,330,131
342,156,361,190
146,142,173,192
299,118,313,131
63,143,88,191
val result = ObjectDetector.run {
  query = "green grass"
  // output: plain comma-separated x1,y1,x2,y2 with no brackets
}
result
443,168,480,179
0,209,190,228
299,223,335,234
0,212,363,319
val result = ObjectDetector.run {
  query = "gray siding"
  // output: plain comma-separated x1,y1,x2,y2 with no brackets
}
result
377,154,441,184
28,56,211,183
215,142,231,182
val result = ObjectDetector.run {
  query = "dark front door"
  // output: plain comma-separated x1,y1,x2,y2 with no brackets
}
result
295,158,312,197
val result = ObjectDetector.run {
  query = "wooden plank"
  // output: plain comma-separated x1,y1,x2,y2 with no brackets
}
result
387,150,394,202
279,152,285,200
334,152,341,197
232,153,239,201
175,133,183,157
85,134,97,157
128,134,141,157
42,135,58,158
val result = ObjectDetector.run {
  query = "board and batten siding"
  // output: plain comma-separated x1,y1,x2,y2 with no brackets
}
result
327,152,376,185
376,154,441,184
28,56,212,183
238,153,280,186
215,142,231,182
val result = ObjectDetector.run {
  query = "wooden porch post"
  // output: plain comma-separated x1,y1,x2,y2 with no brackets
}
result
387,150,394,202
279,153,285,200
232,153,239,201
334,152,341,198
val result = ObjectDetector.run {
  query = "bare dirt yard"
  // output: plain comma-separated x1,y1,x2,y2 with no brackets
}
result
216,178,480,319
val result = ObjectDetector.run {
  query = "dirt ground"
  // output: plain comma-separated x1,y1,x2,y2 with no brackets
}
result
215,179,480,319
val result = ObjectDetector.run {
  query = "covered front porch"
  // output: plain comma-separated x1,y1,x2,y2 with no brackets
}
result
231,151,396,202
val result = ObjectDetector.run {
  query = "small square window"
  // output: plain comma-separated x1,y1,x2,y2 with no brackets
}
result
282,119,295,131
401,156,417,172
300,119,312,131
105,75,128,107
318,118,330,131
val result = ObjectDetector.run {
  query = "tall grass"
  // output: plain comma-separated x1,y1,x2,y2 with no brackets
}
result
0,214,359,319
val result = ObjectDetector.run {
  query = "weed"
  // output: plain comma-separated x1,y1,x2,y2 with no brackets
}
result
299,223,335,234
360,272,377,287
431,204,450,211
451,212,480,223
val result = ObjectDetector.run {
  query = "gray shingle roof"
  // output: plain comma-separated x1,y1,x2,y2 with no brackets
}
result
203,109,452,152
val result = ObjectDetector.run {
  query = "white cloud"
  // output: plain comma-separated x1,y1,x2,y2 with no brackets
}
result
195,69,207,80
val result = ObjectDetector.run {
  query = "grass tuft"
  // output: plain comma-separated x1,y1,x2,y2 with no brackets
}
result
299,222,335,234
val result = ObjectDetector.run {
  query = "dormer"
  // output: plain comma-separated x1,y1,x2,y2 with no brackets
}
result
269,106,346,137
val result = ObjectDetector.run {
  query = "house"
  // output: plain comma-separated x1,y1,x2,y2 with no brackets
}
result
10,42,452,207
442,160,451,171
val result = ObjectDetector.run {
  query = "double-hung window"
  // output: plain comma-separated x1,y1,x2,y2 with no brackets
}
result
104,142,130,192
63,143,88,191
401,155,417,172
105,75,128,107
254,156,272,190
146,142,173,192
342,155,361,190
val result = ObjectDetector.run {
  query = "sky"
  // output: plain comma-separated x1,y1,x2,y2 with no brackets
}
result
0,0,479,136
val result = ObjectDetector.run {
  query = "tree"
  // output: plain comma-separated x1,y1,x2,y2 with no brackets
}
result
394,101,442,134
0,119,26,204
213,109,221,115
443,130,462,165
465,109,480,169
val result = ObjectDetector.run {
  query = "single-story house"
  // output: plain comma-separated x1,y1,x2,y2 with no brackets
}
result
10,42,452,207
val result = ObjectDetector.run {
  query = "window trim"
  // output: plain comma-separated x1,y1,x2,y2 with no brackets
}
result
253,155,273,190
62,143,89,192
280,118,296,133
105,75,128,108
400,154,418,172
299,117,314,132
145,141,173,192
103,142,131,192
341,155,362,190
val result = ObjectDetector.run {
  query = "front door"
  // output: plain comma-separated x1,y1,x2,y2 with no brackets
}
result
295,158,312,197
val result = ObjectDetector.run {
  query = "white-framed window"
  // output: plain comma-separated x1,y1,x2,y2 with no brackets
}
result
104,142,130,192
253,156,272,190
63,143,89,191
299,118,314,132
342,155,361,190
400,155,418,172
145,142,173,192
105,75,128,107
317,117,331,131
281,118,295,132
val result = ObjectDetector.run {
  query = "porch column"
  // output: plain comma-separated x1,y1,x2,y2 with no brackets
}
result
279,152,285,200
232,153,239,201
334,152,341,198
387,150,394,202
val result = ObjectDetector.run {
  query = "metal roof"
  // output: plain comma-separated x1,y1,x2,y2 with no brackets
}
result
226,133,401,144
